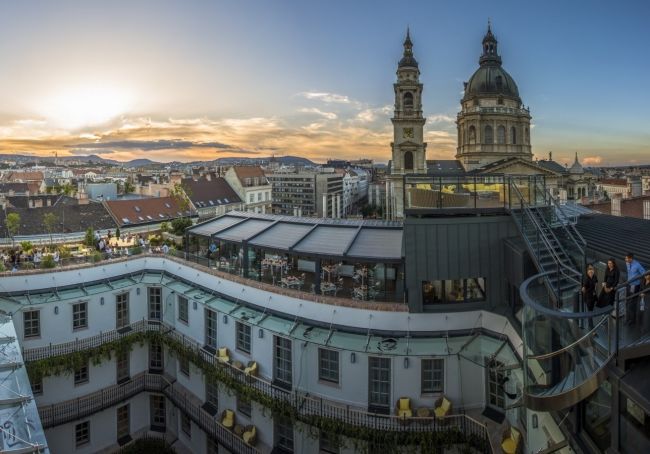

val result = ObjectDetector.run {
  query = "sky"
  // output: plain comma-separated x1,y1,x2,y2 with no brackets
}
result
0,0,648,165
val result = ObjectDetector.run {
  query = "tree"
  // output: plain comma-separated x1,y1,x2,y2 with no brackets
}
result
170,183,191,218
123,178,135,194
6,213,20,247
43,212,58,246
84,227,95,247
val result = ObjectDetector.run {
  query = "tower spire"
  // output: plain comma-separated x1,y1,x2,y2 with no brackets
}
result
398,27,418,68
479,20,501,66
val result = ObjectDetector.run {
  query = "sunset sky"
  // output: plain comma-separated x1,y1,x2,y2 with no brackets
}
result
0,0,648,165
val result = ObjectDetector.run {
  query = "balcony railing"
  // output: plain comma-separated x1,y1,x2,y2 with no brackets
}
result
25,321,493,452
37,372,258,454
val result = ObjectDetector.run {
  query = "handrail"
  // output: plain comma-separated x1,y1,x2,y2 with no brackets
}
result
526,314,609,361
520,272,614,319
510,184,581,284
533,180,586,256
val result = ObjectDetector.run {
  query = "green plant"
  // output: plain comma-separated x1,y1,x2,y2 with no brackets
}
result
57,246,72,259
160,221,169,233
20,241,33,253
6,213,20,246
171,217,192,235
0,262,5,272
91,251,102,263
43,212,58,246
115,227,121,239
41,255,56,268
84,227,95,247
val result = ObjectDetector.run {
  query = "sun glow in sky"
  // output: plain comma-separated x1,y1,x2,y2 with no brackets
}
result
0,0,648,165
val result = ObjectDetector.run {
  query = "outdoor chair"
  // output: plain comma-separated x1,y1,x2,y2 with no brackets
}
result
434,395,452,418
244,361,258,377
242,425,257,446
501,425,521,454
395,397,413,418
221,409,236,430
217,347,230,364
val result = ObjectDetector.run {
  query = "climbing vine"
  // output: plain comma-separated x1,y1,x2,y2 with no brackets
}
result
26,330,489,454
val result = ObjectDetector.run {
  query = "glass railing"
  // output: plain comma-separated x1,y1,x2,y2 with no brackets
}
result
404,174,547,211
520,271,614,410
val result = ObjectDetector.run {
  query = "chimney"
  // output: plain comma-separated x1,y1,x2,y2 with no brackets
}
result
644,200,650,221
549,151,552,161
611,197,621,216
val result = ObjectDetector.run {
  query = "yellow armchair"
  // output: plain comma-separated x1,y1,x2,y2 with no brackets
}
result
434,395,452,418
242,425,257,446
221,409,236,430
395,397,413,418
244,361,258,377
501,426,521,454
217,347,230,364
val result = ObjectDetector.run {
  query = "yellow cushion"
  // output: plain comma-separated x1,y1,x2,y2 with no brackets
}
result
501,438,517,454
441,397,451,412
243,426,256,444
218,347,228,357
399,398,410,411
434,407,446,418
511,427,521,444
398,409,412,418
244,362,258,375
222,410,234,428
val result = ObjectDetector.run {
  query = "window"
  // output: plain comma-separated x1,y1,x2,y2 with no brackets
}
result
23,310,40,339
257,192,262,201
237,395,252,417
236,322,251,353
484,125,493,144
181,413,191,438
150,395,166,430
275,418,294,453
320,431,340,454
178,296,189,323
72,302,87,330
497,125,506,144
525,127,529,144
148,287,161,321
205,309,217,349
422,278,486,304
274,336,292,389
249,193,254,203
32,376,43,395
116,293,129,329
421,358,445,394
149,342,164,372
511,126,517,144
74,362,89,385
368,357,391,412
75,421,90,447
205,380,219,414
117,405,130,441
469,125,476,144
403,92,414,109
318,349,339,384
207,438,219,454
403,151,414,170
116,349,130,383
180,355,190,377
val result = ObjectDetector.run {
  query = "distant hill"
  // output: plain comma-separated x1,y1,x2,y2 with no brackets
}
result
123,158,159,168
212,155,316,166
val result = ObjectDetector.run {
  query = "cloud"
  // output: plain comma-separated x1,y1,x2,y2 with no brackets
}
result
296,91,353,104
582,156,603,165
355,105,392,123
298,108,338,120
67,139,234,151
427,114,455,124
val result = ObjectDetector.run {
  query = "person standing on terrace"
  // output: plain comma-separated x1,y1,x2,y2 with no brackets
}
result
625,253,646,327
599,258,620,310
582,264,598,330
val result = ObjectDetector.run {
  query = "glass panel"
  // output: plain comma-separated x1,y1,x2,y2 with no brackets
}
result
584,382,611,451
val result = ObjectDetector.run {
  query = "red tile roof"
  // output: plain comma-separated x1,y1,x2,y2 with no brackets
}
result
182,177,241,208
104,196,190,227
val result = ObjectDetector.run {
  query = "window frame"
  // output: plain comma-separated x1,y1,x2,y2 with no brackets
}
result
421,358,445,394
181,413,191,438
368,357,391,411
149,395,166,431
148,286,162,321
236,321,252,354
275,418,294,453
23,309,40,339
149,341,164,372
178,295,189,324
274,335,292,390
116,404,130,441
116,292,130,329
318,348,340,385
179,355,190,377
75,420,90,447
205,309,217,349
116,349,130,383
72,301,88,331
74,362,89,385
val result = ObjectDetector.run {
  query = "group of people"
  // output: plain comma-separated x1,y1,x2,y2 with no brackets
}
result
582,253,649,329
2,248,60,271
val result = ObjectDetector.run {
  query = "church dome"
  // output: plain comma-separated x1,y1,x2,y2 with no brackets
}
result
462,24,520,102
569,152,584,174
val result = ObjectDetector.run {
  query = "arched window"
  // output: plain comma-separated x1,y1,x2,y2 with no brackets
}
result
497,125,506,144
525,128,529,144
403,92,414,109
404,151,414,170
511,127,517,144
468,126,476,144
484,125,493,144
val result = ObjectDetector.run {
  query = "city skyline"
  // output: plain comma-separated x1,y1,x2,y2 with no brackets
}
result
0,0,648,165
